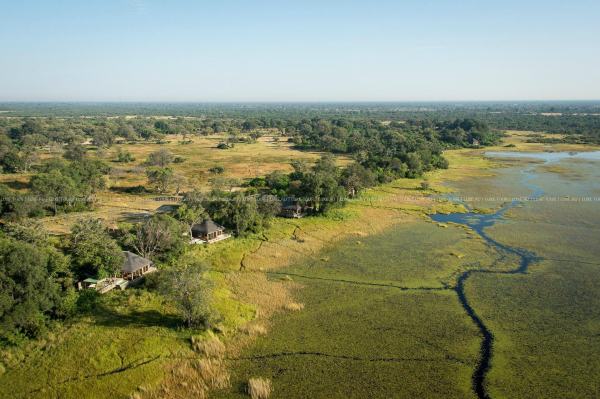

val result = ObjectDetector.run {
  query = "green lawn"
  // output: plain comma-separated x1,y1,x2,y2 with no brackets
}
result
0,291,192,399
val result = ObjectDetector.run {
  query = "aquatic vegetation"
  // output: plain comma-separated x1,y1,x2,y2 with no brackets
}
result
216,147,600,399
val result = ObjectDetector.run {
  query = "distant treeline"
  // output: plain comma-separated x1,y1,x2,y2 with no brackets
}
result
1,101,599,142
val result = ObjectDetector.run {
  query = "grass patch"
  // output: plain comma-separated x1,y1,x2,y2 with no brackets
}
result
0,290,192,399
247,377,272,399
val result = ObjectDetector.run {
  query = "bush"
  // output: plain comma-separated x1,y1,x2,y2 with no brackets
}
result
240,323,268,336
115,149,135,163
209,166,225,174
145,149,173,167
122,185,148,194
76,289,101,312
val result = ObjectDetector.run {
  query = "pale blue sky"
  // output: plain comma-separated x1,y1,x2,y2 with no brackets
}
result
1,0,599,101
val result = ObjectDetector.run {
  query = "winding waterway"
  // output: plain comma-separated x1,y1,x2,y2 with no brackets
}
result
217,149,600,399
430,150,600,398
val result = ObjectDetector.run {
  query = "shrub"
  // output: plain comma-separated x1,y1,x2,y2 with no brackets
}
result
247,377,272,399
116,149,135,163
122,185,148,194
145,149,173,167
77,289,101,312
209,165,225,174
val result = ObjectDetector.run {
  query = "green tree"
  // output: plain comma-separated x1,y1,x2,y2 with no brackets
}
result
265,171,290,192
175,203,208,238
145,149,174,167
127,214,185,260
63,142,87,161
154,120,172,134
0,236,72,341
241,120,258,132
146,167,174,193
227,193,262,236
0,150,24,173
30,169,78,215
257,195,282,221
69,219,124,279
91,128,114,148
341,163,376,196
159,260,216,328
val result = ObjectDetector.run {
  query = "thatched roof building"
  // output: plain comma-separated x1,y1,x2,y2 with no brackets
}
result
191,219,230,243
122,251,154,280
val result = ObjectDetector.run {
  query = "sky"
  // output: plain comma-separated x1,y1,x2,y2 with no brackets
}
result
0,0,599,102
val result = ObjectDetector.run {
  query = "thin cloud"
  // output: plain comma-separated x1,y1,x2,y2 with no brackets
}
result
128,0,146,13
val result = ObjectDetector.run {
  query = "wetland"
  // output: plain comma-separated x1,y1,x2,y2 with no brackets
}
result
218,150,600,398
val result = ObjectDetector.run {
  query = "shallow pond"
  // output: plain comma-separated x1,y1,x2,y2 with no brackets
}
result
485,150,600,162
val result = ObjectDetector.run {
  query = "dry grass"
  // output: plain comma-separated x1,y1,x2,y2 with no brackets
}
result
247,377,272,399
144,360,209,399
285,302,304,311
18,133,351,234
227,272,298,319
240,323,268,336
195,358,231,390
141,357,230,399
191,334,226,358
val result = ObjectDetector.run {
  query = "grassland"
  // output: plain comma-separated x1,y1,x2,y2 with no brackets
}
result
217,286,480,399
3,131,599,398
477,178,600,398
0,129,489,398
0,133,349,233
0,291,192,399
213,217,511,398
438,150,600,398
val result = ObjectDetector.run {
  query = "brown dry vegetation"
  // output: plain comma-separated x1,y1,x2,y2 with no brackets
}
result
192,334,226,358
247,377,272,399
284,303,304,311
0,133,351,234
142,358,231,399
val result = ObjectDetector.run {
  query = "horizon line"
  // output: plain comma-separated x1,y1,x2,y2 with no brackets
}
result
1,99,600,104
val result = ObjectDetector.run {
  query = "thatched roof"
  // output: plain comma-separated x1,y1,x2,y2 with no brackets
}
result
191,219,224,235
122,251,152,273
